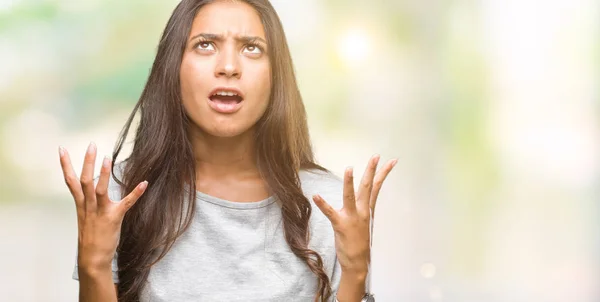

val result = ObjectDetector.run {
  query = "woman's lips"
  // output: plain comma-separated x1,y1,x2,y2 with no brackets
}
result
208,97,243,114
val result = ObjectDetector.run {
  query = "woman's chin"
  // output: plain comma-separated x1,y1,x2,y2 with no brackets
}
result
186,114,257,139
210,129,247,138
198,125,252,139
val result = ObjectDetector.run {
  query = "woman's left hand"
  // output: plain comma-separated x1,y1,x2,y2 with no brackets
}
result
313,155,397,275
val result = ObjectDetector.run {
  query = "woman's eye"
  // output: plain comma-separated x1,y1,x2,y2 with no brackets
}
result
243,44,262,54
196,41,215,51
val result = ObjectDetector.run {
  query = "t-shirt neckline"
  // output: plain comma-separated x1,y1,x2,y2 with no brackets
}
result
194,189,276,210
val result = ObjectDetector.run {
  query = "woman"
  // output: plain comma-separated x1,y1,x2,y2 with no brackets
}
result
59,0,396,301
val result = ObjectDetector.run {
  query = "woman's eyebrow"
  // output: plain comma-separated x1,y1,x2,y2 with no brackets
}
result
189,33,267,45
238,35,267,45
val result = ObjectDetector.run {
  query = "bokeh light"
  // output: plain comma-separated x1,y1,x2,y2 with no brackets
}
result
337,28,370,64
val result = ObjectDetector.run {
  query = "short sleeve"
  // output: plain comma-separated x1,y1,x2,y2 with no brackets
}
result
329,255,342,302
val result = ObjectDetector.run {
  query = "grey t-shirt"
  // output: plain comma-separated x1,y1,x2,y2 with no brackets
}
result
73,165,344,301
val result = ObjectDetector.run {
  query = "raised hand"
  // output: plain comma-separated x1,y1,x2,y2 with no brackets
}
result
59,142,148,272
312,155,396,274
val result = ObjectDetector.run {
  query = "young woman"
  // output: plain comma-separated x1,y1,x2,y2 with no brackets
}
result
58,0,396,301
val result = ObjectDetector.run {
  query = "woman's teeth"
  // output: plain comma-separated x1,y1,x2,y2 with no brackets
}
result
213,91,238,97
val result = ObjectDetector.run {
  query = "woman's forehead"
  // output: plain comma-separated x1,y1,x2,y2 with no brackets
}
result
190,1,266,40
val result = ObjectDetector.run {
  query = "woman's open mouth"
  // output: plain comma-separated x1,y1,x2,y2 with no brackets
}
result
208,88,244,114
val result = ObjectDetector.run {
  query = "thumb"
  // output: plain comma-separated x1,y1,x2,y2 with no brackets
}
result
118,181,148,215
312,194,338,224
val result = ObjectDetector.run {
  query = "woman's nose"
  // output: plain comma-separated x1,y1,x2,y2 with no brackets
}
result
215,48,241,79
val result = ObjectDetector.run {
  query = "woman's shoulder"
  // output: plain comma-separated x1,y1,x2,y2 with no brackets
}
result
104,160,127,200
299,168,344,209
298,168,341,251
299,168,342,186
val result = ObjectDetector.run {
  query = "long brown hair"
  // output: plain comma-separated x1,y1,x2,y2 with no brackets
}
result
111,0,332,301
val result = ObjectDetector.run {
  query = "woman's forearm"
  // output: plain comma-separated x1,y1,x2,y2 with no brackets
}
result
78,264,118,302
335,269,367,302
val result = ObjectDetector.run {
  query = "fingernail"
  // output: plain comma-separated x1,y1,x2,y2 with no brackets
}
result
87,142,96,154
391,159,398,167
58,146,65,157
139,181,148,190
102,156,110,168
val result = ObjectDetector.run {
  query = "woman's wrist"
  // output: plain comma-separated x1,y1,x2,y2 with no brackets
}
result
336,269,367,302
341,267,368,281
77,265,112,280
77,252,113,274
77,244,115,268
340,260,369,278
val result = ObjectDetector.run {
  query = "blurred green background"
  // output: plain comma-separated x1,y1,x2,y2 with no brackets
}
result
0,0,598,301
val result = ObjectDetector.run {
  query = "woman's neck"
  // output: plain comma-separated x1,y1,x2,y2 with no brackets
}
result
189,127,259,178
187,126,271,202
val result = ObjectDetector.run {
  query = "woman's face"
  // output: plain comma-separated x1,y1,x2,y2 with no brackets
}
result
180,0,271,138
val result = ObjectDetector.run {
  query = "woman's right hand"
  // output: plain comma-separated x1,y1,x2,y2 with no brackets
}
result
59,142,148,272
